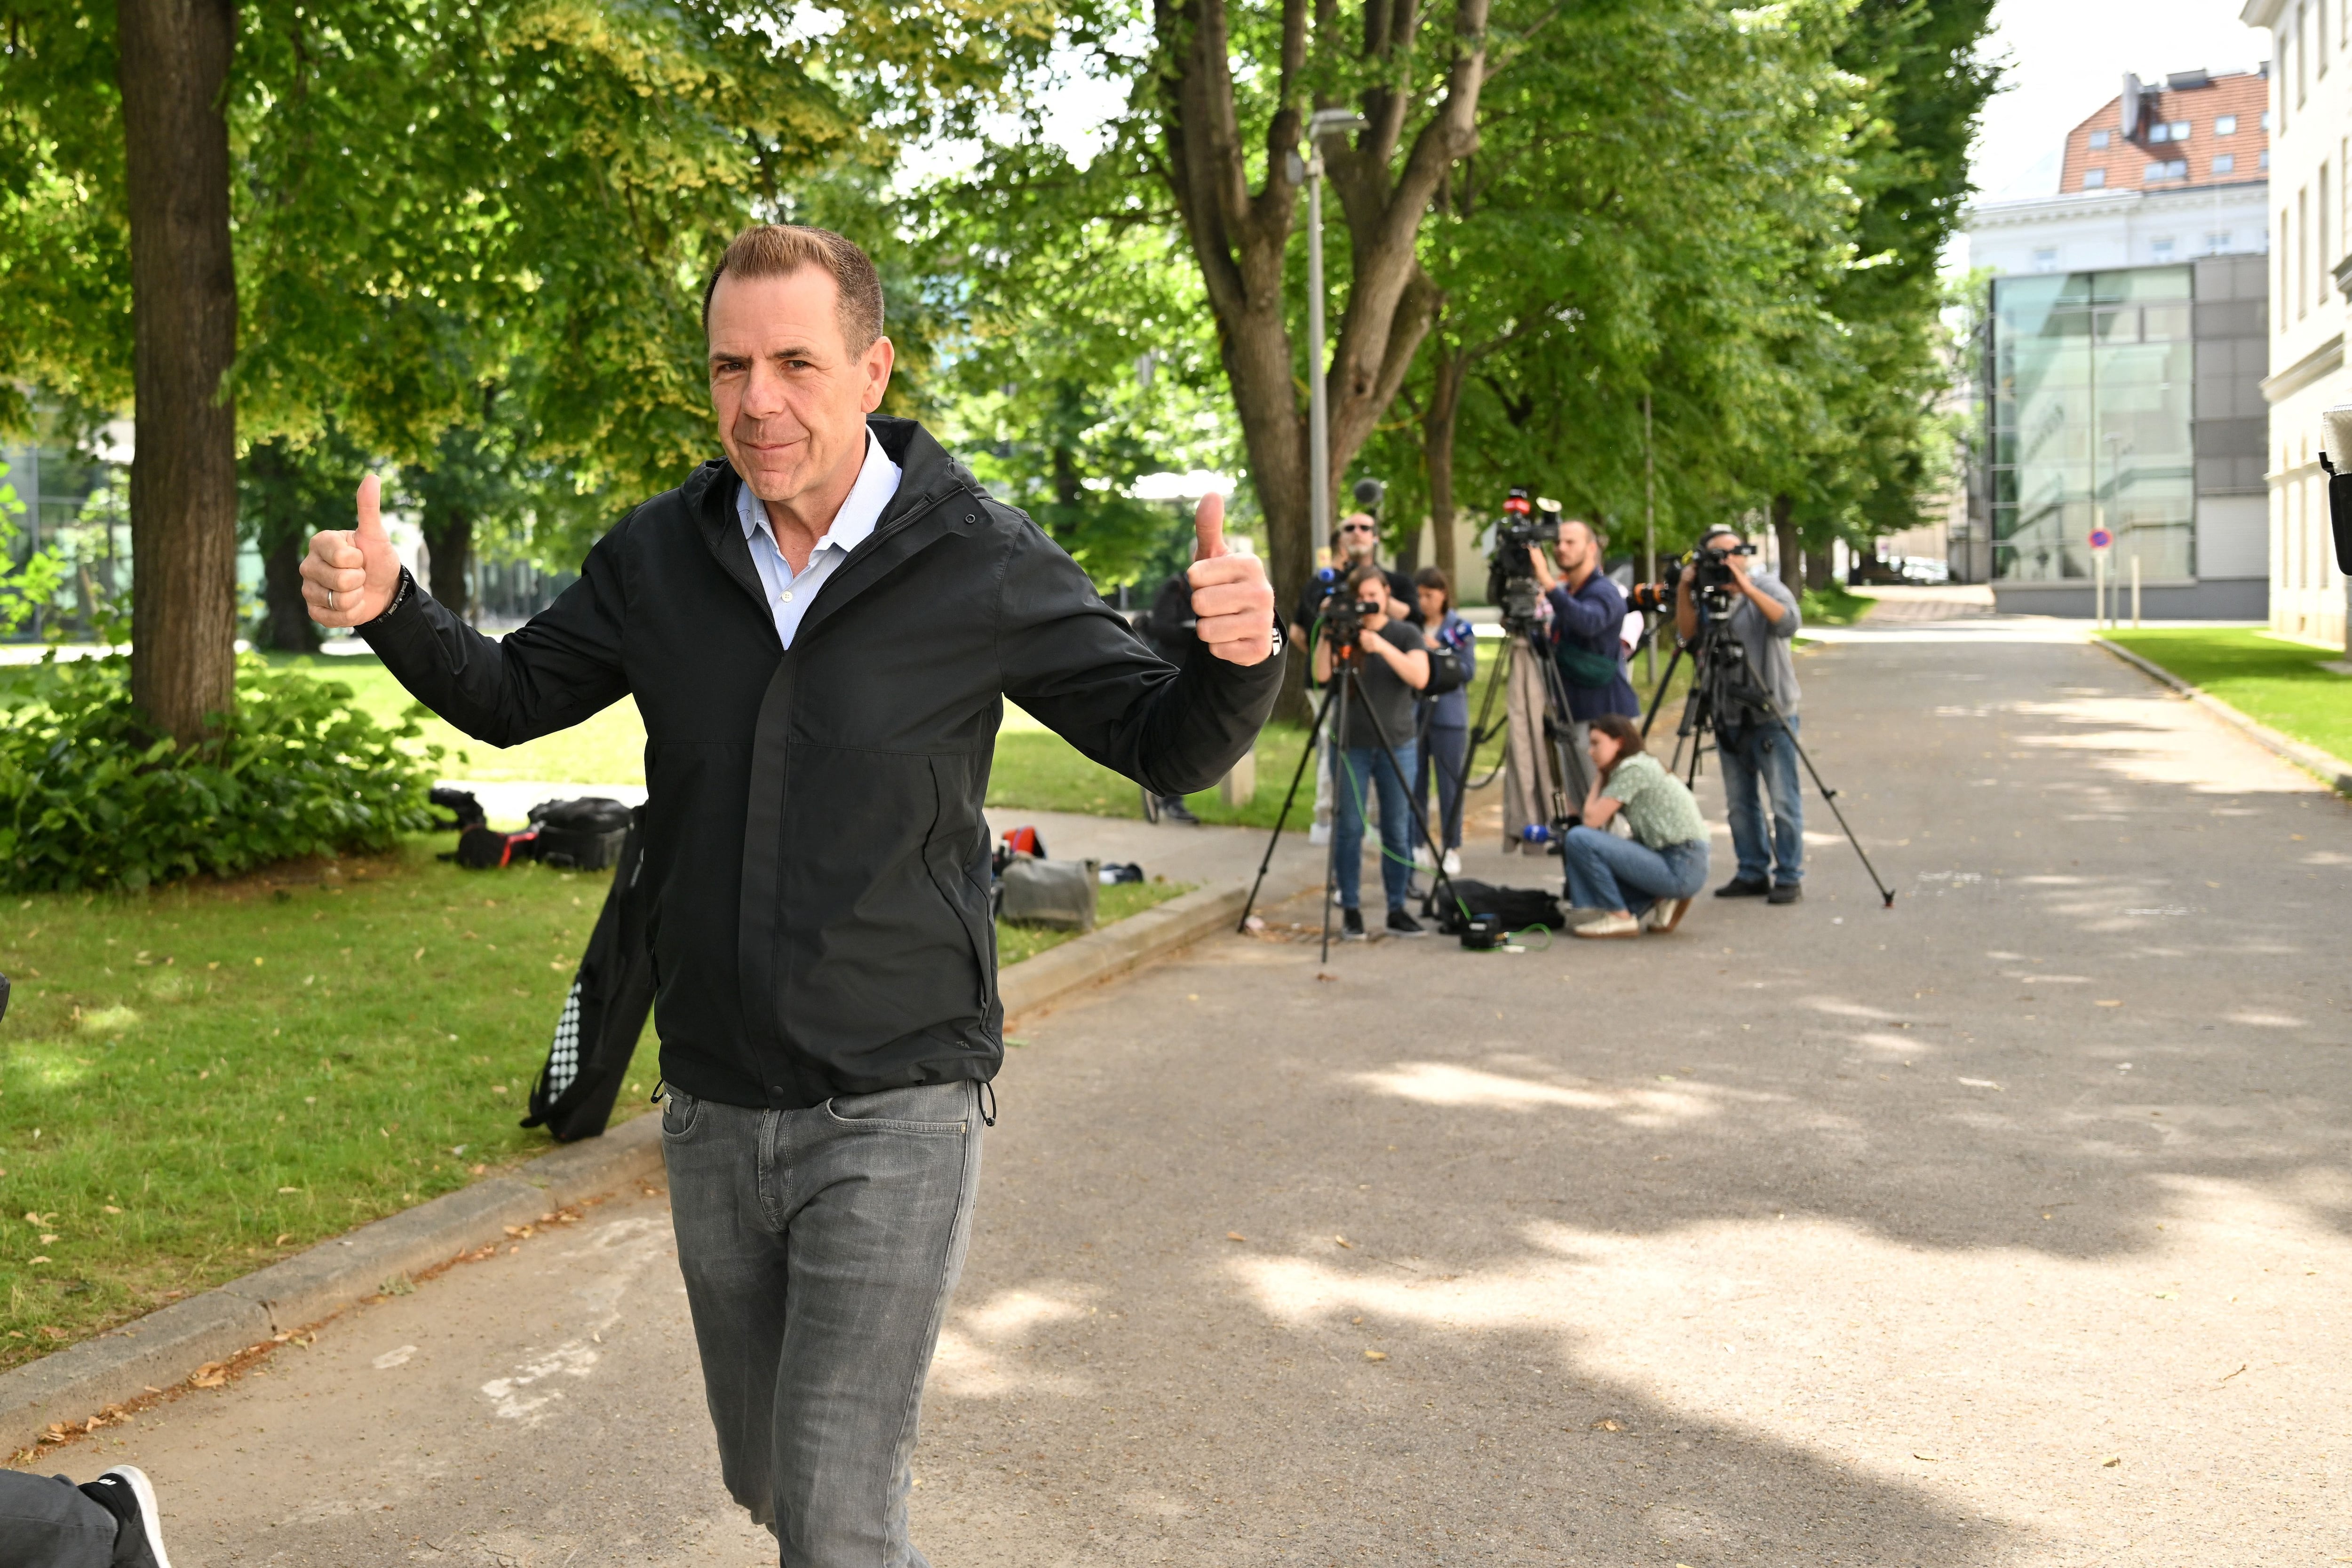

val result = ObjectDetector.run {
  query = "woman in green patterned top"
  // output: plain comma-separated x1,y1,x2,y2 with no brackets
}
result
1564,713,1711,940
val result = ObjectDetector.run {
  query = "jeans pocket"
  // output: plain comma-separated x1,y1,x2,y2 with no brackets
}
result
660,1090,700,1139
822,1083,970,1134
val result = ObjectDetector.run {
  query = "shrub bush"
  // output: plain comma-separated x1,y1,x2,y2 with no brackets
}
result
0,654,438,891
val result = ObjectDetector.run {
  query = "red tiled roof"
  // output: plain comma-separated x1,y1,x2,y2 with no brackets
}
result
2057,71,2270,195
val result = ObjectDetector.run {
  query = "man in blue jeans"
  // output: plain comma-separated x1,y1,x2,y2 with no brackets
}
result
1312,561,1432,939
1674,526,1805,903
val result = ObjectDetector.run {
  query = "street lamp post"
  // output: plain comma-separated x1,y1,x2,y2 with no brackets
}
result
1301,109,1367,550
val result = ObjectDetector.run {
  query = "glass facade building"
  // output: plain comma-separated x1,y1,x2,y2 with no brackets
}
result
1987,266,2197,584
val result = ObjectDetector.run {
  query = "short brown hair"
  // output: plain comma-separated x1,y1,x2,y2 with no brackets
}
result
700,224,884,352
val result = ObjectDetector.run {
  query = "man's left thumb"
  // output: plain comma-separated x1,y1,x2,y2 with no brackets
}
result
1192,492,1227,561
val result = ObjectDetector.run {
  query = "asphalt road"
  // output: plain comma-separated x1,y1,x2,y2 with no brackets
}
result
29,623,2352,1566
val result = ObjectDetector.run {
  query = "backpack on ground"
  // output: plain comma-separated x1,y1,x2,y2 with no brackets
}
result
1424,878,1566,935
523,808,656,1142
527,797,633,871
999,855,1098,931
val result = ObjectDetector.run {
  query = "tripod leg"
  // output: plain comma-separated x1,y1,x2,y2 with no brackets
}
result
1727,641,1897,908
1238,678,1342,933
1641,643,1686,739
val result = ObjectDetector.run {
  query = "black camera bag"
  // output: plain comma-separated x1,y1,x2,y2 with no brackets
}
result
1425,645,1468,694
1426,878,1566,934
523,808,655,1142
527,796,633,871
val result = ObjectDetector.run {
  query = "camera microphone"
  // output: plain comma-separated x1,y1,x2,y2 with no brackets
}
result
1352,477,1385,512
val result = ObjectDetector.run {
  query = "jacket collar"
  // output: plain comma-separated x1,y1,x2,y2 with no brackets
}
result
687,417,988,645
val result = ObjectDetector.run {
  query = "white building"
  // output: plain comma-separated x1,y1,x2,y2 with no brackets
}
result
1962,69,2272,618
2244,0,2350,648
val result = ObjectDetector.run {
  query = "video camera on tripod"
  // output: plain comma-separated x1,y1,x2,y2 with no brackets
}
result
1627,539,1757,619
1486,486,1563,633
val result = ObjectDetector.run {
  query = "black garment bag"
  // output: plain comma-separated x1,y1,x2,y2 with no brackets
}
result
523,808,656,1141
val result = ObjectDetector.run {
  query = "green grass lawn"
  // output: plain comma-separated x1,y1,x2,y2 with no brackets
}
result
1800,581,1875,627
0,838,1180,1367
2103,627,2352,760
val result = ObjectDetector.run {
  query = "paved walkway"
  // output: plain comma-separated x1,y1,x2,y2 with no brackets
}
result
24,626,2352,1565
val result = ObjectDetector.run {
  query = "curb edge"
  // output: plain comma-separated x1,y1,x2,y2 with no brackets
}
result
2091,636,2352,797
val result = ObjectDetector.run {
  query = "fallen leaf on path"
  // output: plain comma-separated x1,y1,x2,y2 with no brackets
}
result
1334,1236,1355,1249
1912,1451,1941,1461
1225,1231,1246,1242
1957,1077,2001,1089
190,1364,228,1389
1363,1350,1387,1362
38,1326,66,1340
2095,1000,2122,1007
2220,1363,2246,1383
2101,1456,2121,1468
1590,1418,1624,1432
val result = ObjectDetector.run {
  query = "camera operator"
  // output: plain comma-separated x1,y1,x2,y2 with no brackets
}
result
1562,713,1710,939
1413,566,1476,876
1526,516,1639,806
1289,512,1417,845
1311,560,1431,939
1674,525,1805,903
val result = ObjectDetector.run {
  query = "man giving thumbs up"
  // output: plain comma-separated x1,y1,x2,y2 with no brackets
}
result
298,225,1277,1568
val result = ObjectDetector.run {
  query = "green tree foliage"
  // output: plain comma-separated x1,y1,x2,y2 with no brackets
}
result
0,0,1052,735
1357,0,1860,582
922,143,1242,588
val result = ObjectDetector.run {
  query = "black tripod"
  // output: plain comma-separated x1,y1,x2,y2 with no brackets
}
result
1641,611,1895,908
1238,622,1467,960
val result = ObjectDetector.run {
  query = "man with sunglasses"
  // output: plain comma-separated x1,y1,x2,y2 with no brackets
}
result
1289,512,1419,844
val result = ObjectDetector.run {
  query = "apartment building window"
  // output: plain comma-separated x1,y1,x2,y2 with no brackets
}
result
2217,114,2239,135
2325,166,2334,301
2089,129,2110,149
2152,238,2176,259
2282,207,2292,328
2207,230,2234,251
2145,159,2189,182
2151,120,2193,143
2301,186,2312,317
2032,248,2059,272
2083,168,2106,189
2215,153,2237,174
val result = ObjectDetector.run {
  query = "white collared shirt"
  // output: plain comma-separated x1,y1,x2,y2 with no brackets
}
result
736,428,903,649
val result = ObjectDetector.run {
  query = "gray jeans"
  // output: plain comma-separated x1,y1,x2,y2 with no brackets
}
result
0,1473,115,1568
662,1080,985,1567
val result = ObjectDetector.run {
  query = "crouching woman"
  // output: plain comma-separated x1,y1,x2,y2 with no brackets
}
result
1564,714,1710,939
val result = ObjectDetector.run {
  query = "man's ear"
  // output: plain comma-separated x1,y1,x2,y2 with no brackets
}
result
862,336,896,413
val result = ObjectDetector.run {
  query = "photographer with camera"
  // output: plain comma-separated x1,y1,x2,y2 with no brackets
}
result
1674,525,1805,903
1412,566,1476,876
1289,512,1417,845
1526,516,1640,806
1562,713,1710,939
1311,560,1431,939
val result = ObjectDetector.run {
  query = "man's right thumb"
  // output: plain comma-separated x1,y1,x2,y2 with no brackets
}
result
355,474,387,541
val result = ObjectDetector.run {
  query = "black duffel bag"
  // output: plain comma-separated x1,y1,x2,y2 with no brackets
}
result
1424,878,1566,935
527,797,633,871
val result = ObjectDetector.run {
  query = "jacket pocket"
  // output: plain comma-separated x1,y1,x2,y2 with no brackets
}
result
925,754,996,1011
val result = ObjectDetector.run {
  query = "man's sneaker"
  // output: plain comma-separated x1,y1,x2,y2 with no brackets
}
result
1159,796,1202,825
80,1466,171,1568
1563,905,1616,929
1341,907,1367,941
1715,877,1770,898
1571,911,1643,939
1645,896,1692,934
1386,908,1426,937
1308,822,1332,847
1440,848,1462,876
1413,844,1437,870
1768,882,1803,905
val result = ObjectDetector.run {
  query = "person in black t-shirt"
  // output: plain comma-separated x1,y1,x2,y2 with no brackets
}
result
1311,561,1431,940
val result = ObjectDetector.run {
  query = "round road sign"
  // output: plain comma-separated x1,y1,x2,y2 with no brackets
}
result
2088,527,2114,550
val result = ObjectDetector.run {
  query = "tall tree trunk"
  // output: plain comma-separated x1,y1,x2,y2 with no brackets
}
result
259,533,322,653
1804,540,1835,592
1770,495,1800,587
422,507,474,620
1423,347,1468,595
119,0,239,745
1152,0,1489,721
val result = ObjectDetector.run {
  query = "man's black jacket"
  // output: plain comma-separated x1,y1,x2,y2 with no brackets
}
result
361,417,1280,1110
